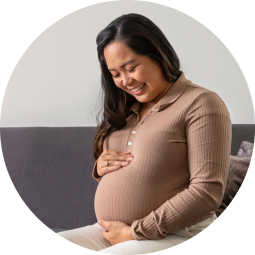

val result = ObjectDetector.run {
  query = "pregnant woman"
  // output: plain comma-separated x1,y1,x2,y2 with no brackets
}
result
58,13,232,254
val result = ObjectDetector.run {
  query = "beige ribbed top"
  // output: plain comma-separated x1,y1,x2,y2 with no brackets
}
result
92,72,232,240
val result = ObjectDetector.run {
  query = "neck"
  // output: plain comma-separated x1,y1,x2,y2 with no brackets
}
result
141,81,173,110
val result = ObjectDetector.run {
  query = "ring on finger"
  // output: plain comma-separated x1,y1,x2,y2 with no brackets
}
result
105,161,109,166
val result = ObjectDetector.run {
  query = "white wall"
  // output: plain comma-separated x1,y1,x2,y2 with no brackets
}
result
0,1,254,127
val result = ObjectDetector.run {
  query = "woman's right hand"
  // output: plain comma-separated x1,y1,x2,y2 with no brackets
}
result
96,149,134,177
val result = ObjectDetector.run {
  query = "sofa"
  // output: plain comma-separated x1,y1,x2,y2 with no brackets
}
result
0,125,254,233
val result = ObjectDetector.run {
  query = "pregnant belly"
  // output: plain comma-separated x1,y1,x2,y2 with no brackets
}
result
94,163,174,226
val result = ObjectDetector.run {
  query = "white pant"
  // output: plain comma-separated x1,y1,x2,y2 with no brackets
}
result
57,214,217,255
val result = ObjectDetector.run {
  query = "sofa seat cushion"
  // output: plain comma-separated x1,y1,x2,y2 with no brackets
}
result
51,228,68,233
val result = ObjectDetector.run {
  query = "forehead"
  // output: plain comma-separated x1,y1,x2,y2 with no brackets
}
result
104,42,137,69
104,42,134,58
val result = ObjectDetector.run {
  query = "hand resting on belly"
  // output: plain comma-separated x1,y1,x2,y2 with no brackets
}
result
96,149,134,177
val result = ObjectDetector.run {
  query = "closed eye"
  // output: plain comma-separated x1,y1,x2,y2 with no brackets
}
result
113,67,136,78
129,67,136,72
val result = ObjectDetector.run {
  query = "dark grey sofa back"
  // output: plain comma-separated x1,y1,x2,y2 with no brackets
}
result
0,125,254,230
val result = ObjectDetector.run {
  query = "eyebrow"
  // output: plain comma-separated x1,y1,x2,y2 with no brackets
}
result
108,59,137,71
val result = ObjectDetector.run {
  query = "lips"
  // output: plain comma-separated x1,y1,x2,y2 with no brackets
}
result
131,83,146,91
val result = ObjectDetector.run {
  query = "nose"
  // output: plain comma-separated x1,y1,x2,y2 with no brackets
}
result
122,74,134,87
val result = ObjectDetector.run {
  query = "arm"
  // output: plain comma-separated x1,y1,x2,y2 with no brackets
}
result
92,159,103,183
130,91,232,240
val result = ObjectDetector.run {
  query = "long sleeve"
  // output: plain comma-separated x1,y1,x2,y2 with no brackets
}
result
130,91,232,240
92,159,103,183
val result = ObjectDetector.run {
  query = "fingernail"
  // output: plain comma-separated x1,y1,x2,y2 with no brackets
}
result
98,220,100,223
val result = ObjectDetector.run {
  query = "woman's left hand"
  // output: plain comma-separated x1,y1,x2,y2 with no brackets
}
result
97,219,135,245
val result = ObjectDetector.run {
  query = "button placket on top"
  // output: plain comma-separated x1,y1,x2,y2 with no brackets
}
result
128,110,152,146
138,109,153,125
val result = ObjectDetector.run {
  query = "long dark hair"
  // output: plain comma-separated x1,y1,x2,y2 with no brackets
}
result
93,13,182,160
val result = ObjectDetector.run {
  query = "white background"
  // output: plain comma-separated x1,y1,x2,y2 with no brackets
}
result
1,0,254,127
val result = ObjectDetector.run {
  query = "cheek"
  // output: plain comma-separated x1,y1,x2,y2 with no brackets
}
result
115,82,128,92
115,83,124,90
114,80,126,90
113,79,121,88
137,69,152,82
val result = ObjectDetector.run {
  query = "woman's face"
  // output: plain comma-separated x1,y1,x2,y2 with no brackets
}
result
104,41,172,105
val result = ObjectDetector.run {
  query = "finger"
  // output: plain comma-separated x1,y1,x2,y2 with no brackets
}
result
103,149,131,157
102,149,133,159
103,159,132,168
107,154,134,162
103,229,109,240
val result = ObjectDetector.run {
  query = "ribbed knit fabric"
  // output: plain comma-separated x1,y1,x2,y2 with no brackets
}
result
92,72,232,240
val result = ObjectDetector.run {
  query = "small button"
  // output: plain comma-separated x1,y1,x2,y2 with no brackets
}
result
128,142,132,146
132,131,136,134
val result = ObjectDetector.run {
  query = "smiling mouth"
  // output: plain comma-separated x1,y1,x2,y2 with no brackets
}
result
131,83,146,92
130,83,146,90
